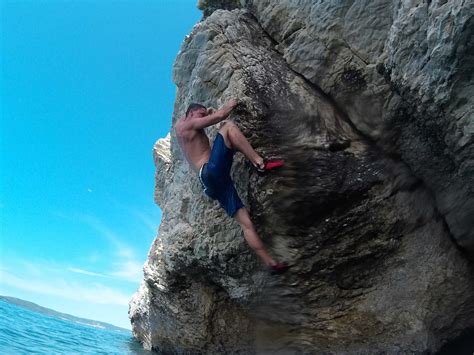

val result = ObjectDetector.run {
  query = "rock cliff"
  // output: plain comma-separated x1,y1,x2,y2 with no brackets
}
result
130,1,474,353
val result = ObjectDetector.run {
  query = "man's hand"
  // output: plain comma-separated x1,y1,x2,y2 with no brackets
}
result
227,99,238,109
221,99,238,118
206,107,215,115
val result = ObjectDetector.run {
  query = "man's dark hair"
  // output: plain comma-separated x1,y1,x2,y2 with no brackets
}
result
186,103,206,117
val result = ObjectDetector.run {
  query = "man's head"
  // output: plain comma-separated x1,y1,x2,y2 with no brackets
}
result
186,103,207,118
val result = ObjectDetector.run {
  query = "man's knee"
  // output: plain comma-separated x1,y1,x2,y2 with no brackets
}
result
219,121,238,148
219,120,236,134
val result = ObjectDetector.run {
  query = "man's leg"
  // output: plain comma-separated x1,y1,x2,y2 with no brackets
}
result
234,207,276,266
219,121,264,169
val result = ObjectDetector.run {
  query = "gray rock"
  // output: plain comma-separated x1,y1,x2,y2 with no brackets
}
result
129,7,474,353
197,0,241,17
241,0,474,255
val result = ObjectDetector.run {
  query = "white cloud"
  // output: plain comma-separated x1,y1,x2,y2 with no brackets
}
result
84,251,101,264
0,269,130,305
77,214,145,282
109,260,144,283
48,211,147,283
103,197,160,236
129,208,159,235
78,214,125,247
0,257,135,328
68,267,108,278
116,245,135,259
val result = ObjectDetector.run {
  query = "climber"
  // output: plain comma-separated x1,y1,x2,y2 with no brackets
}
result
175,99,288,274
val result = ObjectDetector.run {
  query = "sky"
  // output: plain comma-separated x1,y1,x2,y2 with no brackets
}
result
0,0,201,330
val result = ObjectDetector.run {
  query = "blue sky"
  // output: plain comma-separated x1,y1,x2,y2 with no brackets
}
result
0,0,201,329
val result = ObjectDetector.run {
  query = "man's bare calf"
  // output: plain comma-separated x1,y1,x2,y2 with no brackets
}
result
218,121,281,267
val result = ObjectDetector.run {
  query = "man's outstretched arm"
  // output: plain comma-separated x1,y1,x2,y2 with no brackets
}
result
190,99,237,130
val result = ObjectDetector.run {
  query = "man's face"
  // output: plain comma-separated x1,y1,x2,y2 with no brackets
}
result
190,107,207,118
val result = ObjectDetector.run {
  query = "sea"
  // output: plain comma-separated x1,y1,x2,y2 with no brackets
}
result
0,299,154,354
2,297,473,354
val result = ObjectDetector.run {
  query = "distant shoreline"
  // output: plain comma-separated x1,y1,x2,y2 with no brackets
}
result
0,295,130,333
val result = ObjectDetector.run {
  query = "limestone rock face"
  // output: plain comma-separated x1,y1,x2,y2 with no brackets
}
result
246,0,474,255
129,3,474,354
242,0,474,258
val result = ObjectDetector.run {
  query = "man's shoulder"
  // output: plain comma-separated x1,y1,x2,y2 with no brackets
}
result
175,117,187,134
176,117,199,138
175,116,185,125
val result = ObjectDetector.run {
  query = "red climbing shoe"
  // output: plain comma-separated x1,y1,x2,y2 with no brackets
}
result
269,262,289,275
253,159,285,175
246,159,285,176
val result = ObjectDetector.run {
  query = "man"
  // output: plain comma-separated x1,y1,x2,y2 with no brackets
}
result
175,99,288,273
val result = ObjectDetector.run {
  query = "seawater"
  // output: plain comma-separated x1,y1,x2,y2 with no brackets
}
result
0,299,153,354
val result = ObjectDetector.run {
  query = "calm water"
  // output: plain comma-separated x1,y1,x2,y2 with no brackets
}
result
0,299,154,354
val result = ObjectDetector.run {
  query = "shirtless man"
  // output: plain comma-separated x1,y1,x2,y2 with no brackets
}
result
175,99,288,273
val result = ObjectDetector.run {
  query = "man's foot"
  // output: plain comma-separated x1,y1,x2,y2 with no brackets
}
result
268,262,289,275
248,159,285,175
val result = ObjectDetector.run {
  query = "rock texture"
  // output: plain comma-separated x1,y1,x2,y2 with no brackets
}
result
130,1,474,353
243,0,474,255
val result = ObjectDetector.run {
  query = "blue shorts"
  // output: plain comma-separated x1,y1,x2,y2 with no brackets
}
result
199,133,244,217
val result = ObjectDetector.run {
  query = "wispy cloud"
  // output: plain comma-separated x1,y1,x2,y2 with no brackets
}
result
84,251,102,264
109,260,143,283
68,267,108,278
77,213,144,283
129,208,159,235
0,268,130,305
78,214,128,250
102,196,160,236
116,245,136,260
49,209,148,283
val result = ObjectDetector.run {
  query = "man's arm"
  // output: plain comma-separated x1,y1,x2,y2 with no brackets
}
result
190,100,237,130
